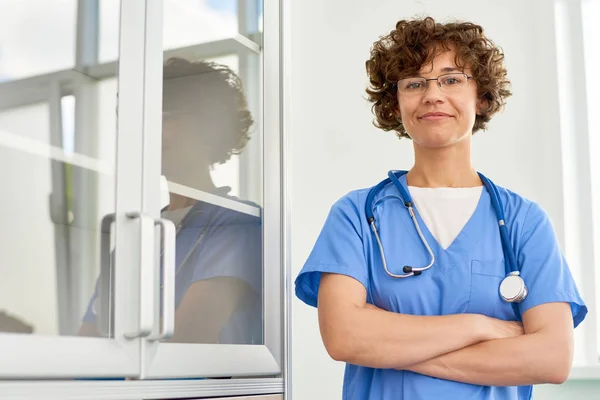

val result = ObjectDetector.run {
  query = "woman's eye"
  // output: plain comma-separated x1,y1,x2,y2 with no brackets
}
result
442,77,462,85
407,82,423,90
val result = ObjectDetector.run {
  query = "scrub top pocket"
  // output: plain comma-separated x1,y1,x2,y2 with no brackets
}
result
466,260,515,320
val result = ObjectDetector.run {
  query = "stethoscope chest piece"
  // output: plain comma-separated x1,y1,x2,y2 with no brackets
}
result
499,271,528,303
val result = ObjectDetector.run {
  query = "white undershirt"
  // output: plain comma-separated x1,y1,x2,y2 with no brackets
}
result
407,186,483,250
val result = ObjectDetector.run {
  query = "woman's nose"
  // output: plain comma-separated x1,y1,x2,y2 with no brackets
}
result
421,80,445,104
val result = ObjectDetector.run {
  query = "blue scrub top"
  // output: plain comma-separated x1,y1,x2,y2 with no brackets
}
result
82,198,263,345
295,174,587,400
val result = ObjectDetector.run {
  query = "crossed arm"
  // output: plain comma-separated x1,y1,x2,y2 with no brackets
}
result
317,273,574,386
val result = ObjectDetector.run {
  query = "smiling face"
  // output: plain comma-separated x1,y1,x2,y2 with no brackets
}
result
396,47,486,149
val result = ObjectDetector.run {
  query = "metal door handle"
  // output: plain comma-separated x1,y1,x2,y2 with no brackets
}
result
149,218,176,341
98,213,116,337
124,211,155,339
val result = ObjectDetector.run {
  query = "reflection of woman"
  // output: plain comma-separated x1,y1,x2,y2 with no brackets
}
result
295,17,586,399
80,58,262,345
0,310,34,333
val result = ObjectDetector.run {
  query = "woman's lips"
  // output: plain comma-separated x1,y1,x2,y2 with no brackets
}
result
419,114,452,121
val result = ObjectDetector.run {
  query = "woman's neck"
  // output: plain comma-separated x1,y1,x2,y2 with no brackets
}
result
168,193,197,210
164,167,218,211
406,140,481,188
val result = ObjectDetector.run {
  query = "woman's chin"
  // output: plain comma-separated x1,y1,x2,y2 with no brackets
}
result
411,130,469,149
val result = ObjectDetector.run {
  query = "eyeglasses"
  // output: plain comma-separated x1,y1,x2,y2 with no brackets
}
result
396,73,474,95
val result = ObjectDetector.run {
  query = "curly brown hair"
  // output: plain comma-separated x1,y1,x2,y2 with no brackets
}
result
365,16,512,139
163,57,253,165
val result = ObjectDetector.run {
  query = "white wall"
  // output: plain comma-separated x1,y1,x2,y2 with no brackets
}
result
288,0,595,398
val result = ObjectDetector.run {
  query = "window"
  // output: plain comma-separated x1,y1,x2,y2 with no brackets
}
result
555,0,600,371
99,0,252,63
0,0,76,81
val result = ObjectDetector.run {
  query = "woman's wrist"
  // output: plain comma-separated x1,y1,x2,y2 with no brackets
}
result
470,314,525,343
470,314,495,342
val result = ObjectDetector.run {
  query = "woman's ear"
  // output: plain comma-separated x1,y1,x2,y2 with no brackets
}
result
395,106,402,122
476,98,489,115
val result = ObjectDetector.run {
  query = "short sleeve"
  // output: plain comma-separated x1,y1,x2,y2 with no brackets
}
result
174,206,262,300
81,291,97,323
295,194,369,308
187,220,262,291
517,202,587,327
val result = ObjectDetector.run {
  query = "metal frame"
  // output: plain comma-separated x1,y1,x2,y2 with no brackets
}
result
238,0,263,204
281,0,292,397
0,39,259,110
0,335,138,379
262,0,283,371
75,0,99,72
0,378,284,400
87,36,260,81
167,181,261,217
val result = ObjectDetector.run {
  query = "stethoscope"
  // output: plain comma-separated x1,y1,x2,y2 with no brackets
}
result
365,170,527,318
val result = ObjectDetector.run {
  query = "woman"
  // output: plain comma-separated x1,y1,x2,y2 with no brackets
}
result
294,17,587,400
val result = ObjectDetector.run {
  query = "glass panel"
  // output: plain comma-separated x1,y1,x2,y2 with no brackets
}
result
0,103,50,143
0,1,118,338
100,0,260,63
160,34,263,343
0,104,56,335
0,0,76,81
61,95,76,153
163,0,237,50
98,0,120,64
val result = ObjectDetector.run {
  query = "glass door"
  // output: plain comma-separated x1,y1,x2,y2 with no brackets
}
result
0,0,150,378
140,0,283,379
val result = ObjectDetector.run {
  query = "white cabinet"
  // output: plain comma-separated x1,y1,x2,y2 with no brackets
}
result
0,0,285,397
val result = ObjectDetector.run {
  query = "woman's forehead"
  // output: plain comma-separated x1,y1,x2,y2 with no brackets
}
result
417,47,471,75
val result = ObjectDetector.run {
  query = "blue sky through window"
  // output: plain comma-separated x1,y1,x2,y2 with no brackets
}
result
207,0,236,14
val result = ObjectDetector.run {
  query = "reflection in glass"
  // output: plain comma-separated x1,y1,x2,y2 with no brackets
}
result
0,0,76,81
160,58,263,344
100,0,247,63
161,195,262,344
78,58,263,345
0,102,115,337
75,79,119,338
0,0,118,338
0,105,56,335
